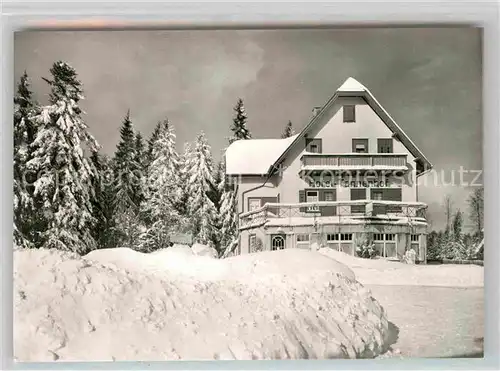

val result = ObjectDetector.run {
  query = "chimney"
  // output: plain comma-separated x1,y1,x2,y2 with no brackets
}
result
312,106,322,118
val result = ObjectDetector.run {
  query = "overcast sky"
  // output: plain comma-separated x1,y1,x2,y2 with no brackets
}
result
14,28,482,230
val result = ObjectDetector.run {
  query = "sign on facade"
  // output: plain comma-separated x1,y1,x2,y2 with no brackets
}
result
307,178,398,188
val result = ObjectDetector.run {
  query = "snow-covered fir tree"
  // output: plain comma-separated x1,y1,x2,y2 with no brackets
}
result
134,131,147,206
176,142,192,220
27,61,100,253
147,121,162,166
217,154,239,255
281,120,295,138
13,71,37,248
139,120,183,251
184,132,218,246
112,111,142,248
229,98,251,143
90,150,115,249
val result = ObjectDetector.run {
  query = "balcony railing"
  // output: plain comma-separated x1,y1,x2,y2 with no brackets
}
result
239,200,427,230
300,153,408,169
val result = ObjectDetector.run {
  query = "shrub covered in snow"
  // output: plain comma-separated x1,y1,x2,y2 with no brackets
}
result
14,248,393,361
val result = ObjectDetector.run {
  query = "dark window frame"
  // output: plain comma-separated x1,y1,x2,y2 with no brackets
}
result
377,138,394,153
343,105,356,123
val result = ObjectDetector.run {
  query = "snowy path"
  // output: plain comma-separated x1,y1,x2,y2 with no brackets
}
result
367,285,483,358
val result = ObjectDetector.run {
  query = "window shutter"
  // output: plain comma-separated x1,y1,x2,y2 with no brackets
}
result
299,190,306,212
319,190,325,201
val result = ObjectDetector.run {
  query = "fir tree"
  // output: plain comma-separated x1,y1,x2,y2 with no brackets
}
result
281,120,295,138
27,61,99,253
229,98,251,143
134,131,147,205
217,155,239,255
90,151,116,249
147,121,162,167
452,210,464,242
176,142,192,220
184,132,218,246
140,120,183,251
13,71,37,248
112,110,142,248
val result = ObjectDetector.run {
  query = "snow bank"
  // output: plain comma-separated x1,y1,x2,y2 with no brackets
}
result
318,248,484,287
191,243,218,258
14,248,392,361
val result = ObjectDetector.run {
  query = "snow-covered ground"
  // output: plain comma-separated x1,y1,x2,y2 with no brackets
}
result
316,248,484,358
318,248,483,287
14,247,392,361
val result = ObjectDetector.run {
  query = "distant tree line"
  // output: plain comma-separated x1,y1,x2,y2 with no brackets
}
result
13,62,295,257
426,189,484,261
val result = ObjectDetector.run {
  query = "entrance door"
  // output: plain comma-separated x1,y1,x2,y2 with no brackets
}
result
271,234,286,251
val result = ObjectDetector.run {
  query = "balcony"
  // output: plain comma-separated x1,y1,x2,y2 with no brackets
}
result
239,200,427,230
300,153,408,172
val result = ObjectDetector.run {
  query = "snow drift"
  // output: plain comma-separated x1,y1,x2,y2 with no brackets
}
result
318,248,484,287
14,247,392,361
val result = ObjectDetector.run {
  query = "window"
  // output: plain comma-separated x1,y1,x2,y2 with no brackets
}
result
324,191,335,202
340,233,353,241
249,234,257,253
352,138,368,153
377,138,393,153
343,105,356,123
373,233,398,258
410,234,420,258
327,233,339,241
306,191,319,203
306,138,322,153
372,191,383,201
355,144,366,153
248,199,261,212
296,234,310,243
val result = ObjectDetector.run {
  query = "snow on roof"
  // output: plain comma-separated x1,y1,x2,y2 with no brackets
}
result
226,134,298,175
337,77,367,92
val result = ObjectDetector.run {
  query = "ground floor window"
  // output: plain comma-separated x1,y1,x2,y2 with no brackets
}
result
410,234,420,257
373,233,397,258
249,234,257,253
326,233,353,254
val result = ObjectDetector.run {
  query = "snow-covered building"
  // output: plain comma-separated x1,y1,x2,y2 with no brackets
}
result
225,77,432,262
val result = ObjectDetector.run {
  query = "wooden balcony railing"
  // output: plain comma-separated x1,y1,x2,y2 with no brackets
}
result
239,200,427,230
301,153,407,169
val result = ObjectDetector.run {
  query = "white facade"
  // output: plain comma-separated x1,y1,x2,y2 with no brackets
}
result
226,77,432,262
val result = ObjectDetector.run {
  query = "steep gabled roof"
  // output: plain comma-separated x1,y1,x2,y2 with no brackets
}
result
268,77,433,175
225,77,432,176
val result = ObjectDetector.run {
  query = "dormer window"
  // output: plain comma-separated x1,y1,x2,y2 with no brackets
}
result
343,105,356,123
309,144,319,153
